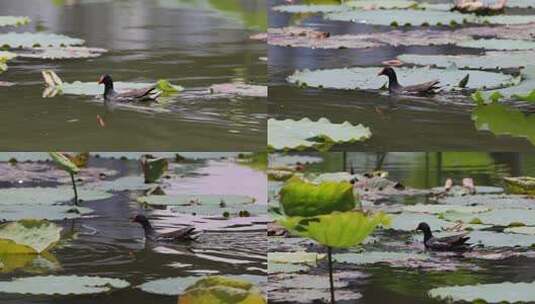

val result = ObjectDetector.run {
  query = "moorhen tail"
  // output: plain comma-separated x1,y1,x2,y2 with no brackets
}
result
416,222,471,252
132,214,201,242
378,67,440,95
98,74,160,102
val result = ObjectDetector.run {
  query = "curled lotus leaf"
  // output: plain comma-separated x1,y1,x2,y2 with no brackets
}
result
429,281,535,303
503,176,535,195
0,16,30,27
0,275,130,295
279,177,356,217
178,276,266,304
268,118,372,151
288,66,514,92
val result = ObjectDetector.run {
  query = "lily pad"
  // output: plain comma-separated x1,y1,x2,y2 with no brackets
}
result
403,204,490,215
15,47,107,59
0,32,84,48
268,118,371,151
442,209,535,227
137,194,255,207
139,275,265,296
0,275,129,295
268,252,325,265
334,251,428,266
458,39,535,51
0,205,94,221
469,230,535,247
272,4,348,13
0,187,112,205
268,262,309,274
399,51,535,70
429,281,535,303
345,0,418,9
269,27,385,49
0,220,61,254
440,193,535,209
0,16,30,27
503,226,535,235
288,66,514,91
390,212,455,231
178,276,266,304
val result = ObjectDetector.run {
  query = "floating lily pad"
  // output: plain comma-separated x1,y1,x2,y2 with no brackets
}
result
268,118,371,151
178,276,266,304
0,187,111,206
334,251,429,266
458,23,535,41
0,275,129,295
288,66,514,91
269,275,362,303
84,175,154,192
137,194,255,207
209,83,267,97
0,253,60,274
325,9,535,25
15,47,107,59
403,204,490,215
139,275,264,296
390,212,455,231
442,209,535,227
440,193,535,209
268,252,325,265
269,27,385,49
0,220,61,254
0,205,93,221
469,230,535,247
345,0,418,9
272,4,348,13
399,51,535,70
0,16,30,27
0,32,84,48
458,39,535,51
429,281,535,303
503,226,535,235
268,262,309,274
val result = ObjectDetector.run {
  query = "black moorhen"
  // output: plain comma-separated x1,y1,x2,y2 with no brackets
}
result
378,67,440,95
131,214,200,242
416,222,471,252
98,74,160,102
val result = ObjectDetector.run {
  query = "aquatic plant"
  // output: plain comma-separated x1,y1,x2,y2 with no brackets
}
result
49,152,80,205
276,176,389,303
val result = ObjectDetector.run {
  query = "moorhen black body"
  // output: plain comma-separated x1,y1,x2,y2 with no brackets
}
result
132,214,200,242
98,74,160,102
416,222,471,252
378,67,440,95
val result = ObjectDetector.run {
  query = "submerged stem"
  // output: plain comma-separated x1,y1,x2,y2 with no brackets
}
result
328,246,335,304
70,172,78,206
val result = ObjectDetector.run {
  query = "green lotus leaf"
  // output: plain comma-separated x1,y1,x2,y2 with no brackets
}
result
268,118,372,151
268,261,309,274
0,220,61,254
279,177,355,217
0,205,94,221
429,281,535,303
472,103,535,145
49,152,80,174
178,276,266,304
288,66,514,92
0,275,129,295
403,204,490,214
0,187,111,206
0,32,84,48
0,252,60,274
293,211,391,248
399,51,535,70
504,226,535,235
0,16,30,27
140,155,168,183
477,65,535,101
334,251,428,265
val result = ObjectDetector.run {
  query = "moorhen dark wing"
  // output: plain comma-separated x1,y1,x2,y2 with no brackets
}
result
402,79,440,94
114,85,159,102
157,226,199,242
426,233,470,251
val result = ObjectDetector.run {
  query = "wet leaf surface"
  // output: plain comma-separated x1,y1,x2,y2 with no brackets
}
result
0,275,130,295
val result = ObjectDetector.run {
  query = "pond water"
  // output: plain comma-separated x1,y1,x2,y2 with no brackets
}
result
0,0,266,150
268,0,535,151
269,152,535,303
0,153,267,303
